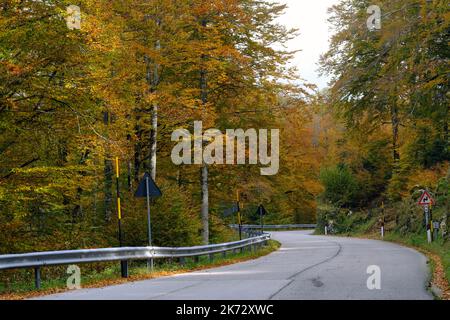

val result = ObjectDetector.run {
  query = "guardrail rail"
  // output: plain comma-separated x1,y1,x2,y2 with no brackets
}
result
231,224,317,230
0,233,271,289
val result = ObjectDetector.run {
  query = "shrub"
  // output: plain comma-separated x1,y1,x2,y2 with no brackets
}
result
319,165,359,207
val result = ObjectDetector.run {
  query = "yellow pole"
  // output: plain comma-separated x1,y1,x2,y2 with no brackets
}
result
116,157,121,220
115,157,128,277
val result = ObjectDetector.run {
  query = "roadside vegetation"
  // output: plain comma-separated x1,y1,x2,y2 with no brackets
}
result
313,0,449,299
0,0,448,300
316,170,449,298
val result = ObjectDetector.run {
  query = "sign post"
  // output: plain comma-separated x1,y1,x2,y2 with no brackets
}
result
259,206,263,234
145,176,152,246
256,205,267,234
237,190,242,240
424,205,431,244
135,172,162,270
418,190,435,244
433,221,440,241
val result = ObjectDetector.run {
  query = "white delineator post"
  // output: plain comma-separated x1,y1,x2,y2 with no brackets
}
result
424,205,432,244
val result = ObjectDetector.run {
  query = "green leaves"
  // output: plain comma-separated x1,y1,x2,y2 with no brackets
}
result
319,165,359,207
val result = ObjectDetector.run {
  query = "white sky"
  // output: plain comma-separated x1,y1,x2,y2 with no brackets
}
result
277,0,340,89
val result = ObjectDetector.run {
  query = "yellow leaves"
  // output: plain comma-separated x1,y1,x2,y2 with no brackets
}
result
0,0,317,249
421,77,446,90
406,162,450,192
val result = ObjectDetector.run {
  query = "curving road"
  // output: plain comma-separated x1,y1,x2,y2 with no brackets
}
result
37,231,433,300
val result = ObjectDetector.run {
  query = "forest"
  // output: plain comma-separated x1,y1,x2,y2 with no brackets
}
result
0,0,448,262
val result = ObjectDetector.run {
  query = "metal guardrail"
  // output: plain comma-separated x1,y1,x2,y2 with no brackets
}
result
0,234,270,270
232,224,317,230
0,233,270,289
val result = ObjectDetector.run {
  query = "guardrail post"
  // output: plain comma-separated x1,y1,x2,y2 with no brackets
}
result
222,250,227,258
209,253,214,262
193,256,199,264
179,257,186,265
121,261,129,278
147,258,154,271
34,267,41,290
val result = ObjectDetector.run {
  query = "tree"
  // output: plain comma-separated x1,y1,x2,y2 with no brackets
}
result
320,0,449,200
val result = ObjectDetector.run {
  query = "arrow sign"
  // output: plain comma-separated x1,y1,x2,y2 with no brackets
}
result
418,190,434,206
135,173,162,198
256,205,268,216
256,204,267,233
134,173,162,265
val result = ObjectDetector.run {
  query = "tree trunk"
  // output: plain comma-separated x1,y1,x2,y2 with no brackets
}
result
443,102,448,152
390,104,400,163
134,123,142,182
147,34,160,181
103,111,113,222
201,163,209,245
127,161,132,191
73,150,90,222
150,106,158,181
200,17,209,245
104,159,113,222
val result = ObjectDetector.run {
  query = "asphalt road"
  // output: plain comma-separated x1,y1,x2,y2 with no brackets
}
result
37,231,433,300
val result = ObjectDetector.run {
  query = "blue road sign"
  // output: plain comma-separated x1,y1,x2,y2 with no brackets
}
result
135,173,162,198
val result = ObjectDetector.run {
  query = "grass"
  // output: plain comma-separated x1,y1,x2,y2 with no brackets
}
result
0,240,280,300
383,232,450,298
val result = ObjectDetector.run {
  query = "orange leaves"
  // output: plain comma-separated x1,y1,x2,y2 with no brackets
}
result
406,162,450,192
2,61,23,77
